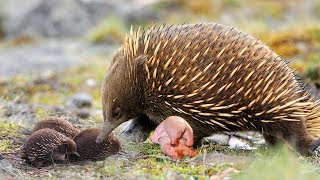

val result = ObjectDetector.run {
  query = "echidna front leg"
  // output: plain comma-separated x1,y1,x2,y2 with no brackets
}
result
121,114,157,142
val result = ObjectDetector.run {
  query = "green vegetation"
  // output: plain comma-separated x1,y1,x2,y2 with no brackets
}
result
305,53,320,81
235,147,319,180
87,16,127,43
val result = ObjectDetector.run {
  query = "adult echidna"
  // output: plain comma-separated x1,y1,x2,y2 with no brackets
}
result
72,128,120,161
22,128,78,167
33,116,80,138
97,23,320,155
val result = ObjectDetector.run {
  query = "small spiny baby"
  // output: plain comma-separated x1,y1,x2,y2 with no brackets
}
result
97,23,320,155
72,128,120,161
33,116,80,138
22,128,78,167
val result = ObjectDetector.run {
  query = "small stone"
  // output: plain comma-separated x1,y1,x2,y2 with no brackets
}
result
203,134,230,145
74,108,91,119
228,136,256,150
188,152,253,165
67,93,92,108
85,78,96,87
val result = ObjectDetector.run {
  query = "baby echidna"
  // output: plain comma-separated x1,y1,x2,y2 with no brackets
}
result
33,116,80,138
72,128,120,161
97,23,320,155
22,128,78,167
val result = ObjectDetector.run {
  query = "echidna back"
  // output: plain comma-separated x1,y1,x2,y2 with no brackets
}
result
124,23,308,132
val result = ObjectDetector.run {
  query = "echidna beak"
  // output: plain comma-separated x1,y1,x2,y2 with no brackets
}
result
96,121,117,143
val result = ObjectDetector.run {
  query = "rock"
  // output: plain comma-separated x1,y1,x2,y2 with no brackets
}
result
0,159,23,179
0,39,114,78
203,134,230,145
188,152,253,165
4,102,35,119
0,40,79,77
228,136,256,150
0,0,159,38
73,108,91,119
85,78,97,87
67,93,92,108
0,0,106,38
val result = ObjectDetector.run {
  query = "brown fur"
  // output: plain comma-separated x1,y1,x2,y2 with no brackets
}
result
22,128,77,167
99,23,320,155
73,128,120,160
33,116,80,138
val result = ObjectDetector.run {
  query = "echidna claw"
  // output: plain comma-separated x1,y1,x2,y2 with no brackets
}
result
310,138,320,153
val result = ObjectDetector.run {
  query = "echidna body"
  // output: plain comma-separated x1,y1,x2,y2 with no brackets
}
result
22,128,78,167
33,116,80,138
98,23,320,155
72,128,120,161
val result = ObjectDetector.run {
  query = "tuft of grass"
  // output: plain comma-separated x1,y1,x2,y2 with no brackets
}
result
234,146,320,180
87,16,127,43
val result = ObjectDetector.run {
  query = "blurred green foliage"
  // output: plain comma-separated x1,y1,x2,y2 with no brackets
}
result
234,147,319,180
87,16,126,43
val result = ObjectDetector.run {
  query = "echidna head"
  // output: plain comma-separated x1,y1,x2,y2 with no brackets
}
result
63,138,79,156
97,48,144,142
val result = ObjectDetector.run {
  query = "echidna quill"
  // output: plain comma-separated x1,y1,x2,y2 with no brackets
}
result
22,128,78,167
72,128,120,161
32,116,81,138
97,23,320,155
32,116,80,138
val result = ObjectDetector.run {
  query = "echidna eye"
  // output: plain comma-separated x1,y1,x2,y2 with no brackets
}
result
112,107,121,118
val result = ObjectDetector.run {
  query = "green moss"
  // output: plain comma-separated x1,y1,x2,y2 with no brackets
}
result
0,139,14,153
131,156,230,179
0,121,21,137
98,159,127,176
0,121,21,153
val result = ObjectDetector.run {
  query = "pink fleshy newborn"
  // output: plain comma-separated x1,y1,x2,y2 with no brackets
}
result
151,116,197,158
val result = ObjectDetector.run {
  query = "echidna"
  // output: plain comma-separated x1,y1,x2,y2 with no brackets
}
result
72,128,120,161
22,128,78,167
33,116,80,138
97,23,320,155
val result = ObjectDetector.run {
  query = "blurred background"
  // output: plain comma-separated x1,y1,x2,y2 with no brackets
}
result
0,0,320,82
1,0,320,179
